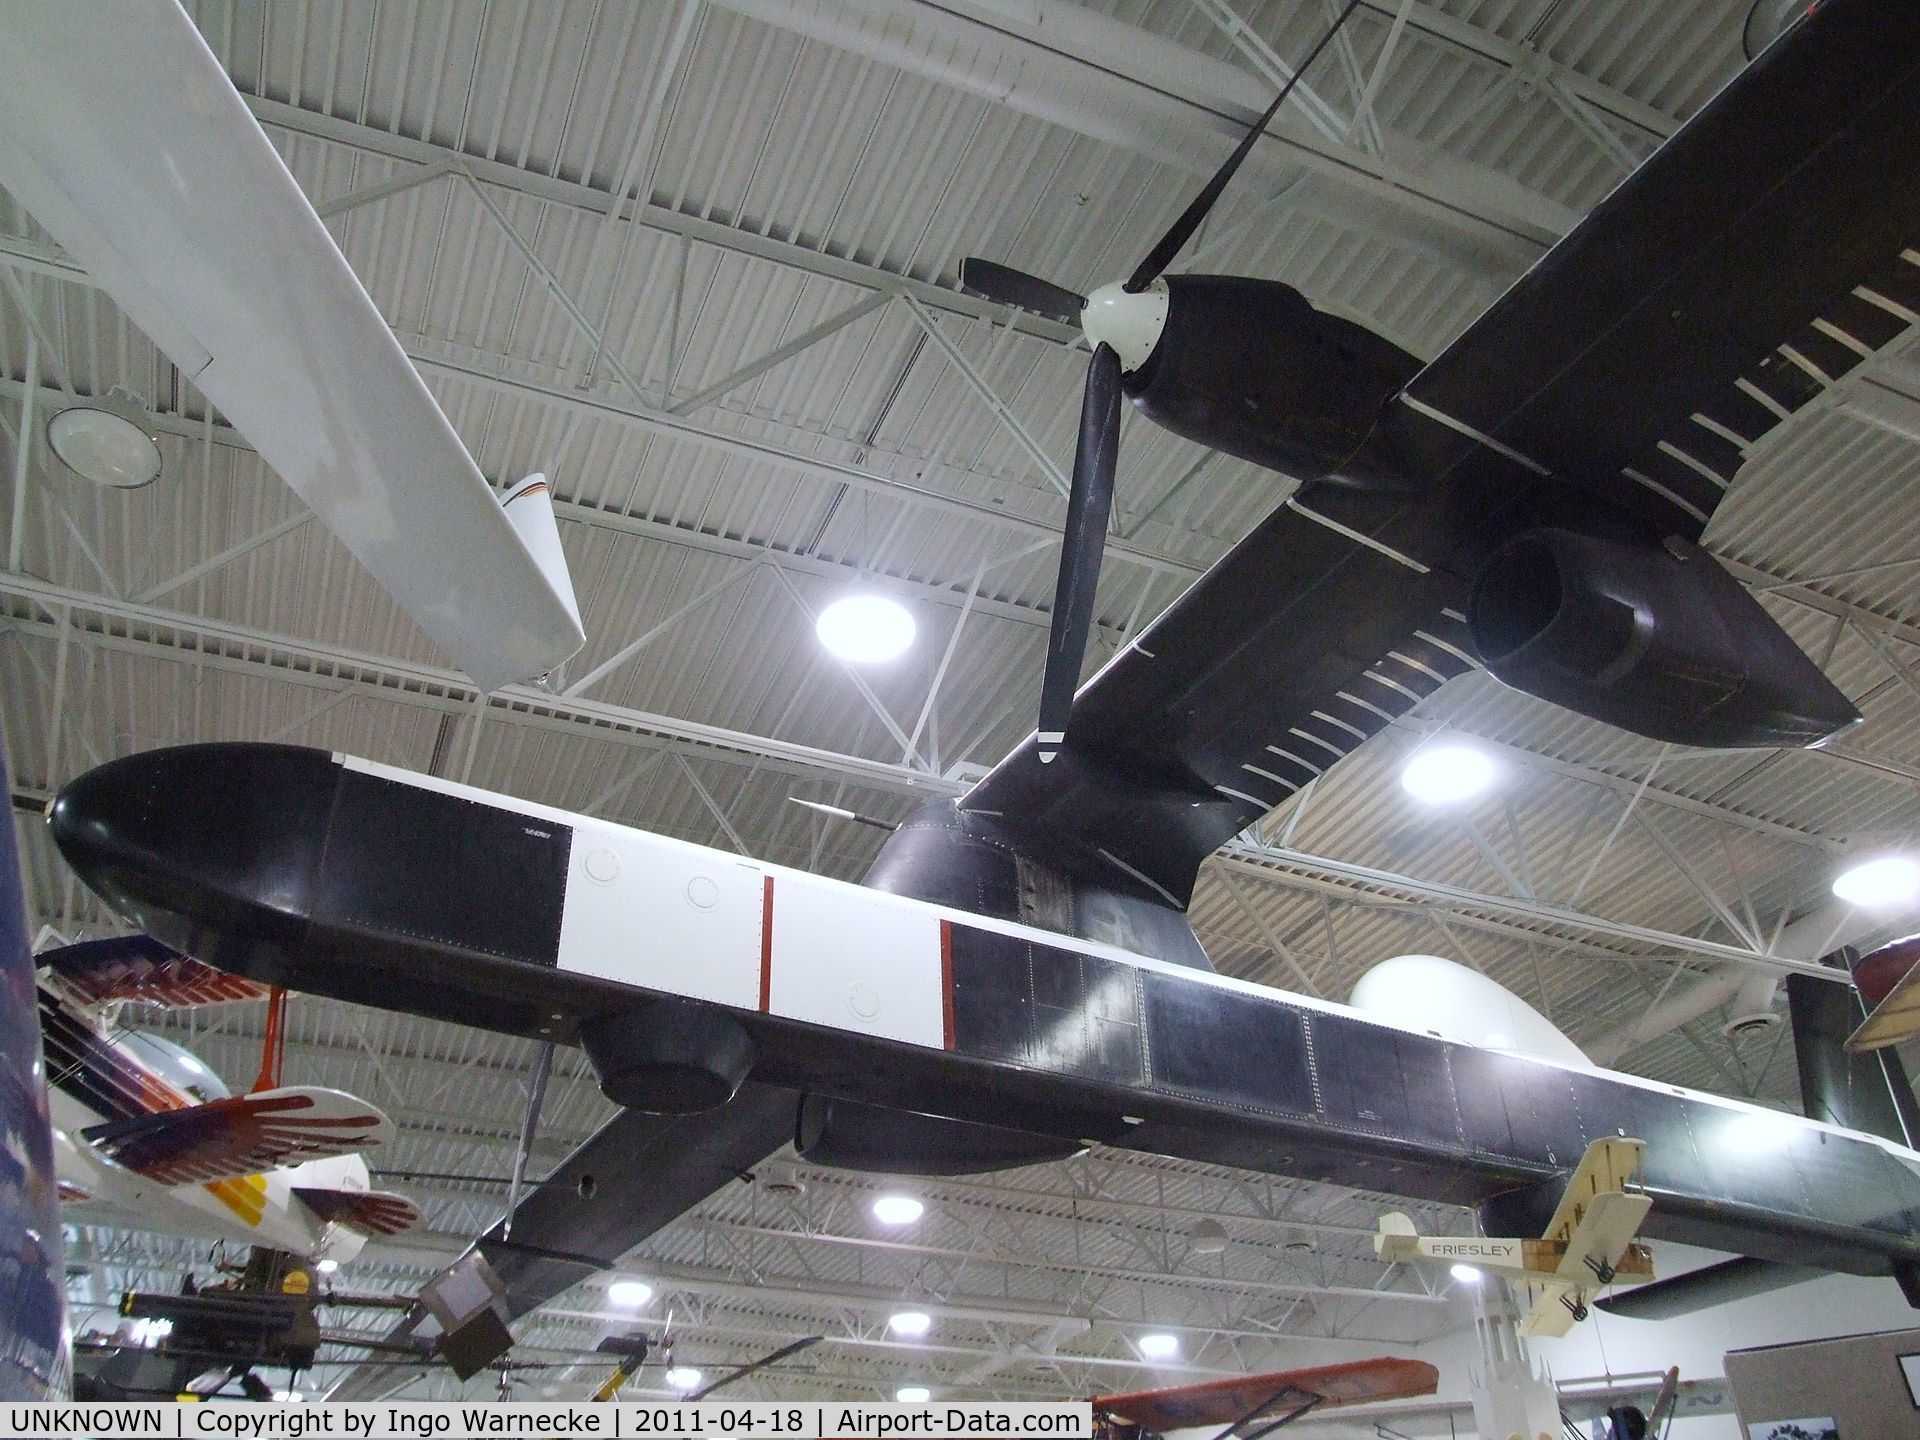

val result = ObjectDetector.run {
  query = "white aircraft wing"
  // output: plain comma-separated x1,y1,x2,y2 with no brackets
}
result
0,2,585,693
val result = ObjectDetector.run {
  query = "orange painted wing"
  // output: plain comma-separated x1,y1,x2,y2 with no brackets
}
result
293,1186,423,1237
1095,1358,1438,1433
44,935,272,1009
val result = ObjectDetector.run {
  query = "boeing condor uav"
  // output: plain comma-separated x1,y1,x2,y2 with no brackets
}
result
37,0,1920,1389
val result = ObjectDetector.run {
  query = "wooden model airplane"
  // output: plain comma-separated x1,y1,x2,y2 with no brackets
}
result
1375,1138,1653,1337
1092,1358,1438,1438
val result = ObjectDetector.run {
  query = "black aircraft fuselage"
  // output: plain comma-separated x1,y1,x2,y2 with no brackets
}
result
45,744,1920,1303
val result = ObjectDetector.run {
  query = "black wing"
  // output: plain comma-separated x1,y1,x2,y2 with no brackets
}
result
325,1085,796,1400
475,1083,796,1320
1402,0,1920,537
966,0,1920,902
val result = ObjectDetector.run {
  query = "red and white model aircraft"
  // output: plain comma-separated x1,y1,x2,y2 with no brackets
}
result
40,936,419,1266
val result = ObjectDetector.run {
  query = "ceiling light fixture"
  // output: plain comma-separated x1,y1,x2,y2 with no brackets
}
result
1400,743,1496,806
888,1310,932,1338
896,1387,932,1404
872,1194,925,1225
1188,1218,1228,1255
817,594,916,664
315,1258,339,1275
1449,1264,1482,1285
1833,855,1920,908
607,1280,652,1307
46,399,162,489
1137,1333,1179,1360
665,1367,702,1391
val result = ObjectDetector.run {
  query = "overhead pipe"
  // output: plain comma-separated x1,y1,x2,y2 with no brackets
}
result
1588,897,1920,1065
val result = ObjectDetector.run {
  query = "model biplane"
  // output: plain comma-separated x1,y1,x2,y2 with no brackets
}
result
1376,1138,1653,1336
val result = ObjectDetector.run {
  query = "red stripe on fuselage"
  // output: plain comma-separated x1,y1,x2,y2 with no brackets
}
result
759,875,774,1013
940,920,954,1051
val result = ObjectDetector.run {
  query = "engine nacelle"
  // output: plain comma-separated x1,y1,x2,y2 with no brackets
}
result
1467,529,1859,748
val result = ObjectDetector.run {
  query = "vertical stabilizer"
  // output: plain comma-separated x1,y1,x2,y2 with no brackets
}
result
1787,956,1920,1147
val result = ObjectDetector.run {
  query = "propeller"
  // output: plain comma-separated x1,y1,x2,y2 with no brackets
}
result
958,259,1085,327
959,0,1363,763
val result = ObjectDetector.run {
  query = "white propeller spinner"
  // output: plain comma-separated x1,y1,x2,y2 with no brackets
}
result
1081,279,1170,371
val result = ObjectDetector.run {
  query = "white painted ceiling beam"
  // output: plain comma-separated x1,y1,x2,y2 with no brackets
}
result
243,97,1084,348
712,0,1578,276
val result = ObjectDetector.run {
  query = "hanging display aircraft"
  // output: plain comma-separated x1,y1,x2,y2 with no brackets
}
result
0,4,585,695
1374,1137,1654,1337
1090,1357,1438,1438
39,936,421,1264
44,742,1920,1357
1841,935,1920,1053
30,0,1920,1397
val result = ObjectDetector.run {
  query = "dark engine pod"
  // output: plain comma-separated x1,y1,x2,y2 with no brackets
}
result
1125,274,1421,486
579,998,755,1114
1467,529,1859,748
796,1095,1083,1176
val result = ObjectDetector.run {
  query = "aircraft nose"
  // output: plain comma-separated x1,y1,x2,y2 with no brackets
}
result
48,744,342,937
47,750,172,897
1080,279,1170,371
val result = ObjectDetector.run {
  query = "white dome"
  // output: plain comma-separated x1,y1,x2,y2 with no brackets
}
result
1349,954,1590,1067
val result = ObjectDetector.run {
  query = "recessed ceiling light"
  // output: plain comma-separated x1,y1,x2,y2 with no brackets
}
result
817,594,916,663
888,1310,932,1338
1137,1333,1178,1360
1449,1264,1482,1285
896,1387,932,1403
608,1280,652,1307
1400,743,1496,805
315,1258,339,1275
665,1367,702,1391
873,1194,924,1225
273,1391,304,1404
1833,855,1920,908
46,405,162,489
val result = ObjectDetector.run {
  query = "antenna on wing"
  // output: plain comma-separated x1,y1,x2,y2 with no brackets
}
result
787,798,898,833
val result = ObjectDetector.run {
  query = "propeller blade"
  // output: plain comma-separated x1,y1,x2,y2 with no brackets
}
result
1125,0,1364,292
960,258,1087,327
688,1336,823,1400
1037,343,1124,763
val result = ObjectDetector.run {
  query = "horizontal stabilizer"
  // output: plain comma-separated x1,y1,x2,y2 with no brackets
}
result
42,935,271,1009
293,1186,422,1237
1095,1357,1439,1431
1594,1256,1821,1320
83,1086,393,1186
